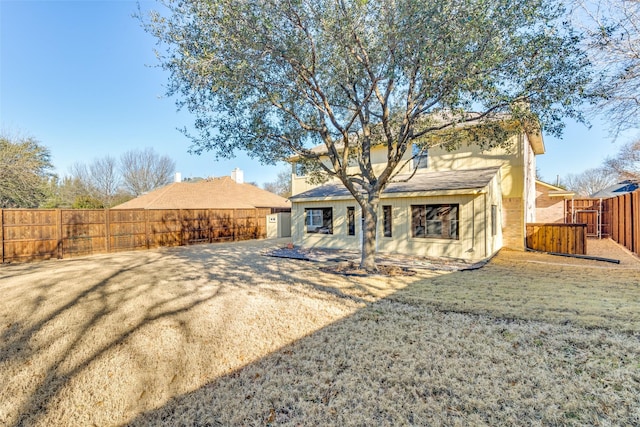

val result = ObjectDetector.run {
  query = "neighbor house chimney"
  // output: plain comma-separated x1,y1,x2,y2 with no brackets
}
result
174,172,182,183
231,168,244,184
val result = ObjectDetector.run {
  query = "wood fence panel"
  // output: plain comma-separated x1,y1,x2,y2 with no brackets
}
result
526,223,587,255
0,209,3,263
633,191,640,255
2,209,59,262
109,210,147,252
210,210,234,241
61,210,107,258
1,207,286,264
611,198,619,242
601,198,611,238
181,209,212,245
604,190,640,258
147,209,182,248
623,193,632,251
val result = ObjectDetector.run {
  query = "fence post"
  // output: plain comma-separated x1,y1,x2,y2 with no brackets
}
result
0,209,3,264
145,209,150,249
633,191,639,256
105,208,111,253
56,209,63,259
232,209,236,241
255,208,259,238
208,209,213,243
179,209,183,246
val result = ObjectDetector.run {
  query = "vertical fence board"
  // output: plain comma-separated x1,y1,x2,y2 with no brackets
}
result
612,199,619,242
526,223,587,255
631,191,640,254
566,193,638,258
0,209,3,264
624,194,632,251
0,206,277,263
56,209,62,259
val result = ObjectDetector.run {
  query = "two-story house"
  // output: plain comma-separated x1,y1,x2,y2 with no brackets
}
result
288,127,544,261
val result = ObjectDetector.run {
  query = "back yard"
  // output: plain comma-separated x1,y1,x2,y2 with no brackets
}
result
0,239,639,426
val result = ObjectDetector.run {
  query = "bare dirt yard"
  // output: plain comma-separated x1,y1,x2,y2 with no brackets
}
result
0,238,639,426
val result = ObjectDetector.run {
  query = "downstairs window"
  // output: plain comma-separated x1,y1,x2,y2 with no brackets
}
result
305,208,333,234
411,204,459,240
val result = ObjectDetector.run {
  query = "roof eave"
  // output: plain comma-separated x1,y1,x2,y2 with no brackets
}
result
291,187,486,202
526,129,545,155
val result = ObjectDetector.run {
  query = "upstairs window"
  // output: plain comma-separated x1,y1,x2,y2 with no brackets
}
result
412,144,428,169
305,208,333,234
294,162,305,177
411,204,459,240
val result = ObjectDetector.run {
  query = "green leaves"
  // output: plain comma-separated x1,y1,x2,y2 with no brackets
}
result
143,0,591,172
0,134,54,208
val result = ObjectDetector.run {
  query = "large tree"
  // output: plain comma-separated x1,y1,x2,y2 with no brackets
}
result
604,139,640,181
263,169,292,198
568,0,639,135
120,147,175,196
0,133,54,208
69,157,122,208
561,166,619,196
144,0,591,271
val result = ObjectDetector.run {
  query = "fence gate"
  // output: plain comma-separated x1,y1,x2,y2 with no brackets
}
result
568,199,604,238
573,209,601,238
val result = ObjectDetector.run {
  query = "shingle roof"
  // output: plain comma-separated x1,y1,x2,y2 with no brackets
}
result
590,180,639,199
290,167,500,201
113,176,291,209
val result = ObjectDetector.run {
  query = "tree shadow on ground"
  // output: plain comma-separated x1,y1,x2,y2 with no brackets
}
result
4,240,638,426
126,271,640,426
0,238,427,426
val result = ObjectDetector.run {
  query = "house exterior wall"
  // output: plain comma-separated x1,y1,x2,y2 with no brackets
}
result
420,134,524,196
292,134,524,197
523,133,537,223
502,197,524,250
291,133,534,253
535,184,567,224
292,173,503,261
291,147,414,195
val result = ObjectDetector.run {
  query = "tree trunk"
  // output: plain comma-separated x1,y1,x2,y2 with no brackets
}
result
359,195,379,272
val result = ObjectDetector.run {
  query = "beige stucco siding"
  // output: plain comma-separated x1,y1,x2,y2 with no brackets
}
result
292,136,525,198
290,131,535,256
523,134,537,223
485,169,504,256
291,148,414,196
427,135,524,198
292,175,503,261
292,200,361,250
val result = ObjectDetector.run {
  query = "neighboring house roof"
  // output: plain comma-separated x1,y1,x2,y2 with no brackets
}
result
590,180,639,199
290,167,500,201
113,176,291,209
536,180,575,198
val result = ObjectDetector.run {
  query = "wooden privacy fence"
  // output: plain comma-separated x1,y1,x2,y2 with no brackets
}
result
526,223,588,255
566,198,608,238
609,190,639,257
0,208,274,263
567,190,639,258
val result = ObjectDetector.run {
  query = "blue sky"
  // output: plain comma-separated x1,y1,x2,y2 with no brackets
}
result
1,1,637,187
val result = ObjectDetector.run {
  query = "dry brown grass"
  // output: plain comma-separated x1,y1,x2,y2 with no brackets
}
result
0,239,639,426
392,248,640,333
